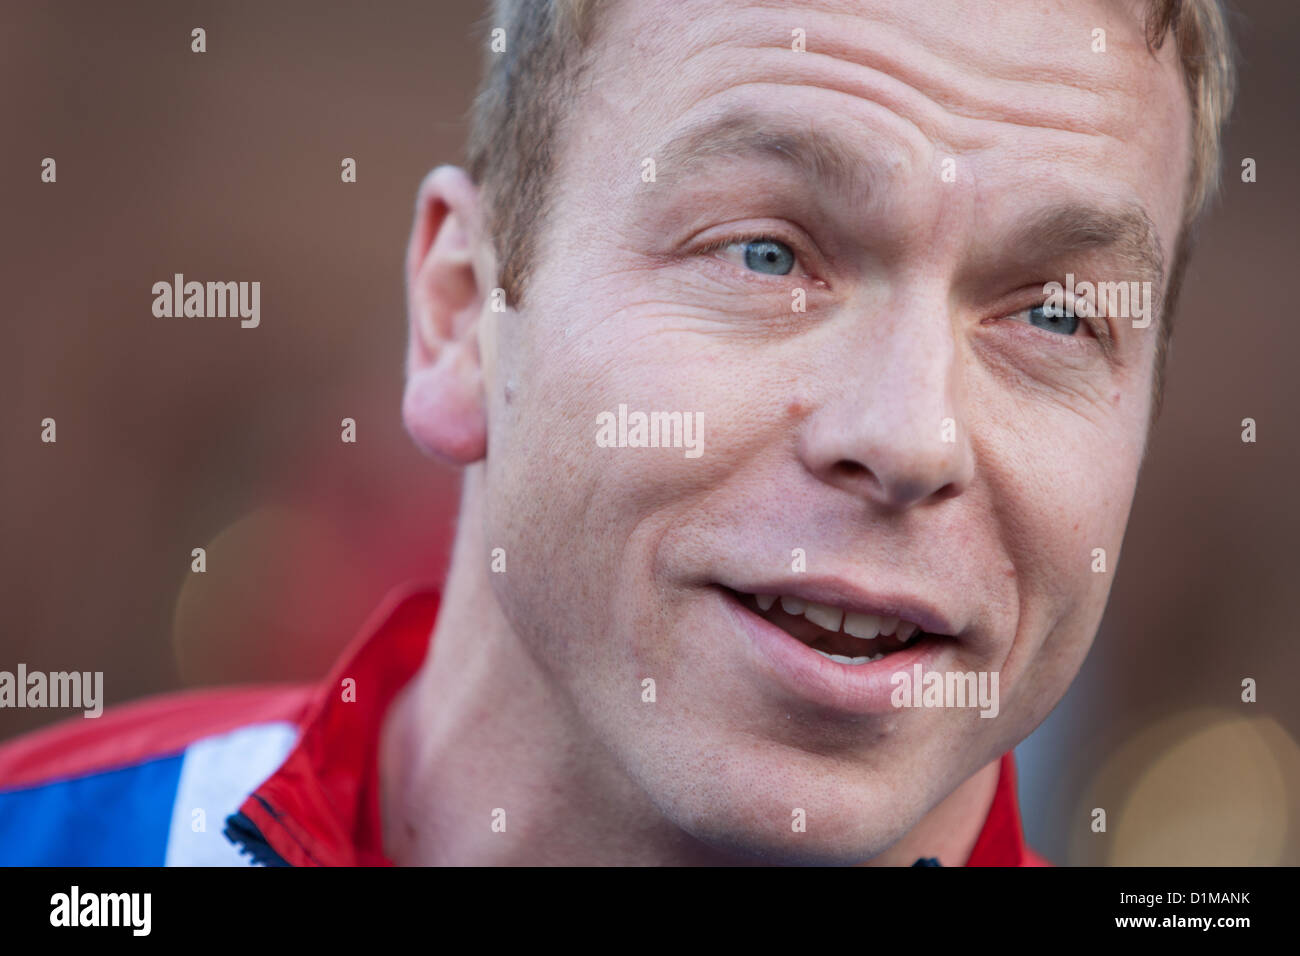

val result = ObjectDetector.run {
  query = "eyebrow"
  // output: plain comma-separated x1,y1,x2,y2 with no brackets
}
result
1005,202,1167,296
649,108,874,198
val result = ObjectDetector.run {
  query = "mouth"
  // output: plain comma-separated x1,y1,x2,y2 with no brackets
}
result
717,580,962,713
721,587,944,665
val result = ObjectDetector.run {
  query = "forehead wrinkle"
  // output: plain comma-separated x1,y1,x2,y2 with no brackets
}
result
729,0,1145,97
644,1,1149,159
690,46,1123,159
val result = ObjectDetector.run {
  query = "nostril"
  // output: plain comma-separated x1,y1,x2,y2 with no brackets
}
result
834,460,870,479
932,481,962,501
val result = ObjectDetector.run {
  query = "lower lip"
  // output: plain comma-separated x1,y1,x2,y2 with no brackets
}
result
720,587,954,715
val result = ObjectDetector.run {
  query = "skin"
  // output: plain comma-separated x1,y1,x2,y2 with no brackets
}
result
382,0,1193,865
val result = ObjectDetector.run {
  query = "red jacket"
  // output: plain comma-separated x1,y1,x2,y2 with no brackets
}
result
0,584,1050,866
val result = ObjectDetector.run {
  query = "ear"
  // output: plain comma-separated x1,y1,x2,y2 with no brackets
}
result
401,166,490,464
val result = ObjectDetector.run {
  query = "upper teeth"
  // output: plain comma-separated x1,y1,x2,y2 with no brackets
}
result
757,595,920,643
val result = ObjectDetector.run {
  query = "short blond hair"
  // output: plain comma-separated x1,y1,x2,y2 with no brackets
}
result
466,0,1236,407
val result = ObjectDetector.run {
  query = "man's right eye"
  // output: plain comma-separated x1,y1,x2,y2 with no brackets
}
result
739,239,796,275
1014,304,1082,337
709,237,799,277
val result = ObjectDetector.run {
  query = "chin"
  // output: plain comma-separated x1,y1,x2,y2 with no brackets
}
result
676,804,911,866
636,750,925,866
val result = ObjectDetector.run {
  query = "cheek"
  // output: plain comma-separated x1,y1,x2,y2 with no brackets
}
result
495,307,759,510
481,309,761,632
979,395,1144,680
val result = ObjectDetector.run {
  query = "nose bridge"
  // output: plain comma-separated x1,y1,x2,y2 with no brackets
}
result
799,285,972,510
861,287,956,429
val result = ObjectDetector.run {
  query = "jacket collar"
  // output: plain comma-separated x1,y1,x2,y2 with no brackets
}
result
227,584,438,866
228,585,1043,866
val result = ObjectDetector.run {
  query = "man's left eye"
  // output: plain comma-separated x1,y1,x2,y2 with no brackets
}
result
722,238,797,276
1014,304,1080,336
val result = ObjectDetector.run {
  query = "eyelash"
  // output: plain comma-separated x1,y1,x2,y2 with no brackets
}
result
1008,302,1084,331
695,232,814,280
986,298,1111,359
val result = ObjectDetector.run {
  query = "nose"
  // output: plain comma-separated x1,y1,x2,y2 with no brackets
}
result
797,296,973,511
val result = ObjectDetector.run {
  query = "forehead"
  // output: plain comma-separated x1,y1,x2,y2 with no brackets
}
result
555,0,1192,256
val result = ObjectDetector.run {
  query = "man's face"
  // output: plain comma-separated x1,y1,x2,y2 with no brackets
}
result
478,0,1191,862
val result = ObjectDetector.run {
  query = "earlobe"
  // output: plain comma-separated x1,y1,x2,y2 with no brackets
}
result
402,166,490,464
403,348,488,463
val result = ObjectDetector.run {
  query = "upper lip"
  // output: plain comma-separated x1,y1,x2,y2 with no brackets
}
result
721,577,961,637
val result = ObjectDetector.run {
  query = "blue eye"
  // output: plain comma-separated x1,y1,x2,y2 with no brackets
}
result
742,239,796,276
1026,304,1079,336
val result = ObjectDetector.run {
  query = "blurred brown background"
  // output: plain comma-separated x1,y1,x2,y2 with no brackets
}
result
1,1,1297,865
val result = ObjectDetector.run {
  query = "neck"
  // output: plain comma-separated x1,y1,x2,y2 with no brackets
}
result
380,474,1002,866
